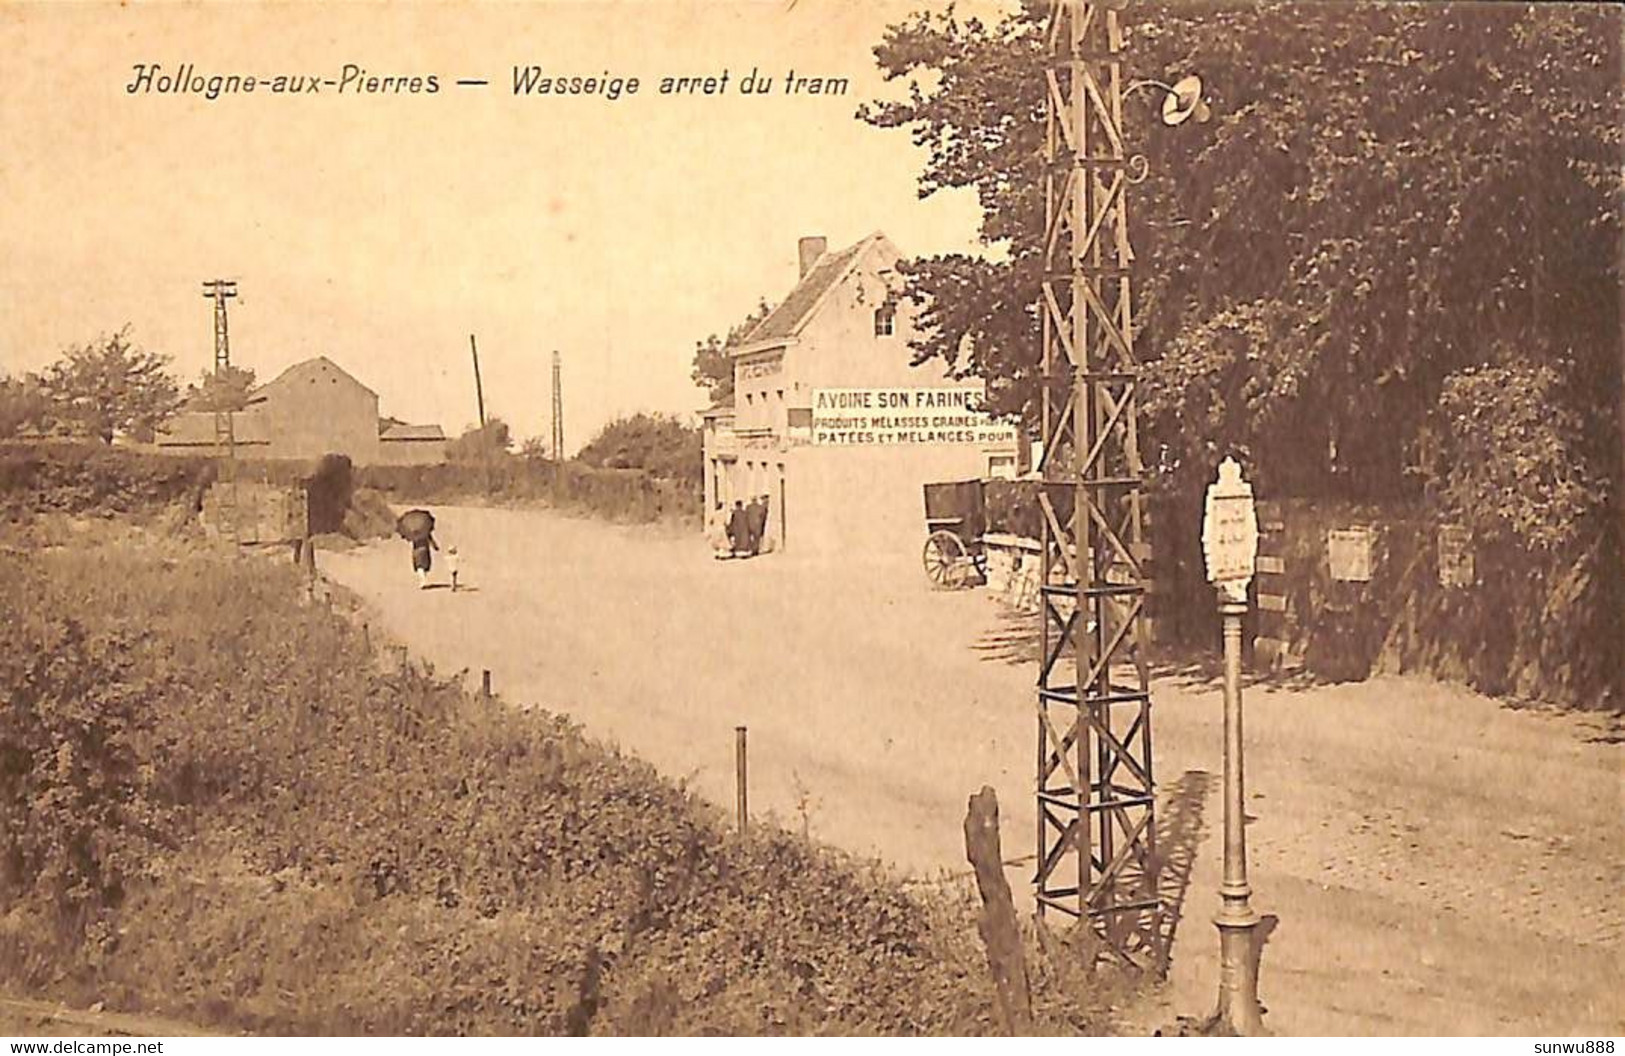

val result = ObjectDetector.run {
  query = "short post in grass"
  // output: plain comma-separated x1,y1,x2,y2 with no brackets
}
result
481,669,492,698
1201,457,1265,1035
735,726,748,836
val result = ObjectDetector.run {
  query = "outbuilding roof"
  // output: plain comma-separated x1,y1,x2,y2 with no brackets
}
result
380,421,446,441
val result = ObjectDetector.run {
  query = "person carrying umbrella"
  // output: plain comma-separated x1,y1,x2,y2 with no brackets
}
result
397,508,439,589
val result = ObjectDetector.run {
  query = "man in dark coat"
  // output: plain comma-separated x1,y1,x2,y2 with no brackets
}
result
726,500,749,558
745,495,768,556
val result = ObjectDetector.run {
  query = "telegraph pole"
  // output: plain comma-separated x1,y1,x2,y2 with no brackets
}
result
202,279,239,544
1033,0,1161,968
470,334,487,429
551,350,564,461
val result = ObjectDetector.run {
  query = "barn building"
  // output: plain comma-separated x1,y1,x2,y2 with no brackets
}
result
701,232,1021,557
155,356,446,465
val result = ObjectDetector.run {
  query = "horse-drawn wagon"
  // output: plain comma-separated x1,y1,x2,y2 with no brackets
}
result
920,479,989,589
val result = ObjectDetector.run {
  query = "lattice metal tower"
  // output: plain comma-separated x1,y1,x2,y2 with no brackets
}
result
1034,0,1160,967
202,279,240,544
550,350,564,461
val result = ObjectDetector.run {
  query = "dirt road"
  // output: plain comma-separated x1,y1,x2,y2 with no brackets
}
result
322,505,1622,1036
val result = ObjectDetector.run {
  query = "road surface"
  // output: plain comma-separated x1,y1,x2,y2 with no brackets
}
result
322,505,1622,1036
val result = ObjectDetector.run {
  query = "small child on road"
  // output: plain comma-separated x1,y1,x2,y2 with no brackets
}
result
446,545,461,592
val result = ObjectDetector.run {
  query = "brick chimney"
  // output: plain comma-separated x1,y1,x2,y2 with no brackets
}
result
798,236,828,278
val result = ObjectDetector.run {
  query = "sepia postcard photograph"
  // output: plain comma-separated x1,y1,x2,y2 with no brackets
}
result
0,0,1620,1043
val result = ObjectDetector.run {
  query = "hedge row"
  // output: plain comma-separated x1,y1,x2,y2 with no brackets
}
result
356,458,701,528
0,441,212,517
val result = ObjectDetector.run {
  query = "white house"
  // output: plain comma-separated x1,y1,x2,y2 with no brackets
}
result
702,233,1020,558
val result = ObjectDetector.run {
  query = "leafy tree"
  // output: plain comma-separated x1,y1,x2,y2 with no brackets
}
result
518,434,553,461
577,412,702,484
862,2,1622,538
446,418,512,463
40,328,182,444
184,365,257,414
691,298,776,404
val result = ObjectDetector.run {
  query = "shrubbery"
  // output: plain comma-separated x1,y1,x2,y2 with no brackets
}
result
0,442,211,518
0,543,1123,1034
576,413,702,486
357,457,700,528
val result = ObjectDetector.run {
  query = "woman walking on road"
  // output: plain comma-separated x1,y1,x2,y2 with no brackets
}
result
397,508,440,589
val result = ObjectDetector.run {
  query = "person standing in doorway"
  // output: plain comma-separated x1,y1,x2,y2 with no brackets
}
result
726,499,749,559
745,494,767,557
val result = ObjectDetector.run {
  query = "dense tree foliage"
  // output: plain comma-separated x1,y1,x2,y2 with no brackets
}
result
691,298,775,405
862,1,1622,546
446,418,513,463
183,365,257,414
577,412,702,484
38,328,181,444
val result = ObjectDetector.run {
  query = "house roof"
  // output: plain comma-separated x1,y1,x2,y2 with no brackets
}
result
380,421,446,441
740,233,885,348
255,356,378,399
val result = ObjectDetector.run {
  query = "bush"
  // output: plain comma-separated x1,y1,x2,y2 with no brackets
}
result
0,562,174,941
306,454,354,534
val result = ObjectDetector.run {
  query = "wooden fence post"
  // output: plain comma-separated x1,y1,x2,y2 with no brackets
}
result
735,726,748,835
964,786,1034,1035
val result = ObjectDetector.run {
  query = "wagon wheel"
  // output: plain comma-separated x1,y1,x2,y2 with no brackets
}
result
923,530,971,589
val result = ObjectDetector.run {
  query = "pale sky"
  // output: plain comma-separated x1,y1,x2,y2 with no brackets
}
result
0,1,1003,452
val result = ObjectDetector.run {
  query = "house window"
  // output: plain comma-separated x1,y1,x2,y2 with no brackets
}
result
874,301,896,337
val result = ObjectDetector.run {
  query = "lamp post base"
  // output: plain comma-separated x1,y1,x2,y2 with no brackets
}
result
1206,908,1266,1036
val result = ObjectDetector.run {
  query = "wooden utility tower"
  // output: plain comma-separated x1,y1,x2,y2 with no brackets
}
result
202,279,240,544
550,350,564,461
1034,0,1160,967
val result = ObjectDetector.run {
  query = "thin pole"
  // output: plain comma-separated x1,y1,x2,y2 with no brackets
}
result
551,350,564,462
470,334,487,429
1211,597,1265,1033
735,726,748,835
481,669,492,698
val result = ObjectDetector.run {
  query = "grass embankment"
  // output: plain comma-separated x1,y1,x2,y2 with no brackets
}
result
0,539,1126,1035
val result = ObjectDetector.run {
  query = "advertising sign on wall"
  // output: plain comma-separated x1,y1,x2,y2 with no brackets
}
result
1438,524,1474,588
1327,526,1375,582
811,388,1018,446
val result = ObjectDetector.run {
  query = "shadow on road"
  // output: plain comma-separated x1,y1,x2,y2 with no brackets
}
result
1252,913,1281,1018
1147,769,1215,973
970,607,1042,666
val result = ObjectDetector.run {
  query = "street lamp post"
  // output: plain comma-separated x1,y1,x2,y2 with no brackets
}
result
1201,457,1266,1035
